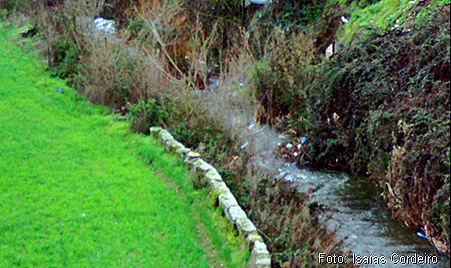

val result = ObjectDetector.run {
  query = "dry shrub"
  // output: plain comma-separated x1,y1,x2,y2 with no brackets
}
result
244,170,348,267
200,48,257,135
25,1,106,78
130,0,212,90
74,37,166,111
251,28,317,127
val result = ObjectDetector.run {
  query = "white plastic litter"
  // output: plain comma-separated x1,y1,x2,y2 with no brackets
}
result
94,18,116,35
250,0,268,4
341,16,349,24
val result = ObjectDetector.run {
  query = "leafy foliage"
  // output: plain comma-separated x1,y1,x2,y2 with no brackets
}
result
304,6,450,252
251,29,317,126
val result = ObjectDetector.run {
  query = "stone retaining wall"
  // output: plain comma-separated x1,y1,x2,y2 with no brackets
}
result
150,126,271,268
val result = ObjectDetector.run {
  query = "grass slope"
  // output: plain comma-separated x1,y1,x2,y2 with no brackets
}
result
0,23,248,267
339,0,450,44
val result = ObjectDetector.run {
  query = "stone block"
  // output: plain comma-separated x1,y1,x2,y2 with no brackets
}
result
210,179,230,195
249,240,271,268
149,126,162,135
157,130,174,143
197,161,214,173
252,240,269,255
184,151,201,164
218,191,239,209
225,205,247,223
176,147,191,156
165,139,185,152
246,233,263,245
253,257,271,268
205,169,222,184
189,159,216,189
184,156,202,168
236,217,257,235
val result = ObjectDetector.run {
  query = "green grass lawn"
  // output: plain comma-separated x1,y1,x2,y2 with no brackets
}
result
0,22,248,267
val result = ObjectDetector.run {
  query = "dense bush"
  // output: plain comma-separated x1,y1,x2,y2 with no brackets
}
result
251,29,317,127
303,6,450,253
252,0,450,254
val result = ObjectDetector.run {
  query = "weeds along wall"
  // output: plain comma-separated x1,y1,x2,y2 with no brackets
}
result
0,0,350,266
149,127,272,268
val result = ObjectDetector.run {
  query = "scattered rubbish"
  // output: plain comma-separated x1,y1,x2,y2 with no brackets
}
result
417,231,427,239
249,0,268,5
55,88,64,94
240,142,249,149
301,136,308,144
325,42,344,59
341,15,350,24
276,172,287,179
94,18,116,35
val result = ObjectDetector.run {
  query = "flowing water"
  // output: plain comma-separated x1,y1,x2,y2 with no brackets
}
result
198,77,450,267
88,20,449,266
242,121,450,267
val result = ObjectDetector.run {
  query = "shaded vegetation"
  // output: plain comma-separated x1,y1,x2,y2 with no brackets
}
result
306,7,449,250
263,2,450,254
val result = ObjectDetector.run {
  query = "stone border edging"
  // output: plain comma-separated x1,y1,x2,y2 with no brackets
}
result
149,126,271,268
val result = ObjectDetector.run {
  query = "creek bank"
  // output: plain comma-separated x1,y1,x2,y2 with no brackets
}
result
192,69,451,266
149,126,271,268
250,3,450,256
233,114,451,267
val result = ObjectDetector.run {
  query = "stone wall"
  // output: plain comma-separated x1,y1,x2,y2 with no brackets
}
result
149,126,271,268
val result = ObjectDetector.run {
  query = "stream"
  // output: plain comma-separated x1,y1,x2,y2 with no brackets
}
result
198,76,450,266
239,116,450,267
89,18,450,267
